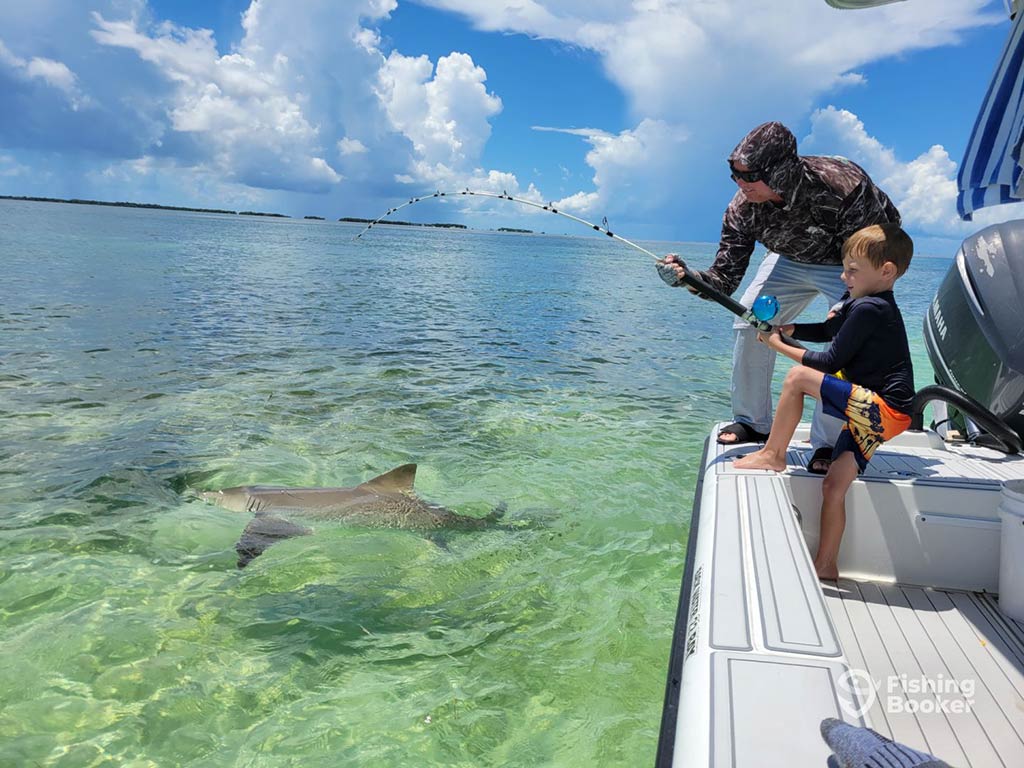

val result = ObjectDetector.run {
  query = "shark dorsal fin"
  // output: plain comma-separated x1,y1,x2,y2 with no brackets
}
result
358,463,417,493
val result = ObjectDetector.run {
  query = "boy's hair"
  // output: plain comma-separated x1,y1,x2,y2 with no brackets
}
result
842,223,913,277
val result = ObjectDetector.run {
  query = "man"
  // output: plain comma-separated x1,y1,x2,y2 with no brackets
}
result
658,121,900,473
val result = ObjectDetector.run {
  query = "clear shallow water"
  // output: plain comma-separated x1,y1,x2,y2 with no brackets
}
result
0,200,948,767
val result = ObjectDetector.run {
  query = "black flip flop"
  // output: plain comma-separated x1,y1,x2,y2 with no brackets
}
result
807,446,833,475
717,422,770,445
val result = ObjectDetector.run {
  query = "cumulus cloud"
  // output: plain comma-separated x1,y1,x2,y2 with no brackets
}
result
90,153,271,210
0,38,89,109
232,0,409,189
90,13,343,192
339,138,369,155
420,0,999,124
376,50,503,186
535,119,689,215
366,46,555,222
802,106,1024,237
0,154,29,177
0,0,420,203
411,0,1004,235
71,0,531,205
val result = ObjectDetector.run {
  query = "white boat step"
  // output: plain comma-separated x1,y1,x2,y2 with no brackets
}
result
712,474,841,656
709,652,860,765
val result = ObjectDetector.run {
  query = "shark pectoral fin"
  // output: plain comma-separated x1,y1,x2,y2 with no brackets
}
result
425,531,452,551
235,516,313,569
487,502,508,522
357,463,417,494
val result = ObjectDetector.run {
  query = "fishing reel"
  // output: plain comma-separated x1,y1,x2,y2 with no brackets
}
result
752,295,779,322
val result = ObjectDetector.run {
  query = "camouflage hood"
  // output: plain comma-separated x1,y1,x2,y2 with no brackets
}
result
728,121,803,204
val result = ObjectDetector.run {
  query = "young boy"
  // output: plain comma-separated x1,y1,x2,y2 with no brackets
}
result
733,223,915,580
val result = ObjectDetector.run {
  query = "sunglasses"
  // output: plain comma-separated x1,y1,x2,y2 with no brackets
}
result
729,163,768,184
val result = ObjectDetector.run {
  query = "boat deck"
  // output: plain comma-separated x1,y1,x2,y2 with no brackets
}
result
658,426,1024,767
824,580,1024,767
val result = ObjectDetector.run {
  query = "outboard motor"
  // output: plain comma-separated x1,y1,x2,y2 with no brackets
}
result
924,220,1024,439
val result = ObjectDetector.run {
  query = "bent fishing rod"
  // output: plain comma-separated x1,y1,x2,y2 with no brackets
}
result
354,189,779,333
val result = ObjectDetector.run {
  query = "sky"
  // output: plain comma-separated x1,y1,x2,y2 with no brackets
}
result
0,0,1021,253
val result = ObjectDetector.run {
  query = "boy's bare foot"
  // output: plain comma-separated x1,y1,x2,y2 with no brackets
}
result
733,450,787,472
815,564,839,581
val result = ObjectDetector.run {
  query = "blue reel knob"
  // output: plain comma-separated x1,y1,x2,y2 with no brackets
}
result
752,294,779,322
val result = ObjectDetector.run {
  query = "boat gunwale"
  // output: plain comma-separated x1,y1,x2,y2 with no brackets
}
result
654,435,710,768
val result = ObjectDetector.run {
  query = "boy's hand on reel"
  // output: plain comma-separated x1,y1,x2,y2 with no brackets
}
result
757,324,798,350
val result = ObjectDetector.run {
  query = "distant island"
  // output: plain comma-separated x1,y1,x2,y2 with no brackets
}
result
339,217,467,230
1,195,542,233
0,195,289,218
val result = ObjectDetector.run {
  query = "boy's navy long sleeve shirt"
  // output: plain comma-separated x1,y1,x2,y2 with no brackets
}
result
791,290,915,414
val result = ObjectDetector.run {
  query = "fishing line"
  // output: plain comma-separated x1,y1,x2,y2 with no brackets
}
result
354,189,781,332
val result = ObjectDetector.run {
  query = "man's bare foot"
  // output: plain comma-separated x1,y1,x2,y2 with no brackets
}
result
733,450,786,472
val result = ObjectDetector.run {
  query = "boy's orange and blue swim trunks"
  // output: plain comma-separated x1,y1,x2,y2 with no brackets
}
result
820,374,911,472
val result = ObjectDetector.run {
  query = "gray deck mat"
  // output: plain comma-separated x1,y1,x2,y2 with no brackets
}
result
823,579,1024,767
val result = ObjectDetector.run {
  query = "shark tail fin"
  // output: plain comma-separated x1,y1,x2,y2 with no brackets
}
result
358,463,417,494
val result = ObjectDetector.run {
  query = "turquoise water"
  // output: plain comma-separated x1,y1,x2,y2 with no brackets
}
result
0,200,948,767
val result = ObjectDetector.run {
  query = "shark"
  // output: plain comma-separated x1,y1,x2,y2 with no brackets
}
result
199,463,505,567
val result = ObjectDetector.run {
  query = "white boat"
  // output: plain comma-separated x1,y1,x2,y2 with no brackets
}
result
656,3,1024,765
